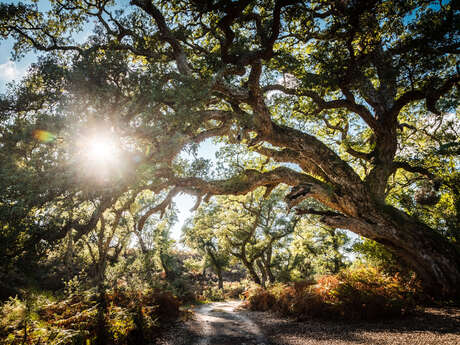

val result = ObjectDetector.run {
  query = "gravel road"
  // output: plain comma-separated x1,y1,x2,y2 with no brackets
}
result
193,301,268,345
157,302,460,345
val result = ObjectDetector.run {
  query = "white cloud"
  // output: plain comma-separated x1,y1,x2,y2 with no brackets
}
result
0,60,22,81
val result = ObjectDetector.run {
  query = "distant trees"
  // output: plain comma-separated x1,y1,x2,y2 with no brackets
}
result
219,189,298,286
290,222,350,277
184,186,353,287
185,187,298,286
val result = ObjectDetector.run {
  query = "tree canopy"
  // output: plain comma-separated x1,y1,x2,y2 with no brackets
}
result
0,0,459,296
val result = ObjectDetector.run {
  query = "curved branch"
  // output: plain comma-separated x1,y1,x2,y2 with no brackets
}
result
131,0,191,75
137,187,179,231
262,84,378,130
389,74,459,117
393,161,435,179
254,145,329,181
267,122,364,190
167,166,329,198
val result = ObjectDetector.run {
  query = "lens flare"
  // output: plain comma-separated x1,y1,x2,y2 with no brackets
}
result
86,136,116,163
33,129,56,143
76,130,124,183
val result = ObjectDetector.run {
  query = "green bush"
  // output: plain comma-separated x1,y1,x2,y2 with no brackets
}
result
201,286,225,302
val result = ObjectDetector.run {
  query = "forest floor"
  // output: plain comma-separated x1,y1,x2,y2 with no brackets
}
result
157,301,460,345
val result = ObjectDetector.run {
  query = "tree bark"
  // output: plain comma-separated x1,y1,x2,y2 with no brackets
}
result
96,279,108,345
267,120,460,297
330,229,341,274
256,259,267,288
244,259,261,285
265,263,275,284
263,248,276,284
207,249,224,290
321,203,460,296
159,249,174,281
216,267,224,291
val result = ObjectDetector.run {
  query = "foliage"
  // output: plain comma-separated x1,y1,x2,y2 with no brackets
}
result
353,238,405,275
288,221,351,279
200,286,225,302
0,288,180,345
184,187,301,286
222,281,248,300
245,266,421,320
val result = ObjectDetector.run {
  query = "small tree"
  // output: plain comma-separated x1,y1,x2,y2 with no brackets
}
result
183,214,229,290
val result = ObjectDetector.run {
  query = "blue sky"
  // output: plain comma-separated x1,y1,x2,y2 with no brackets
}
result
0,40,29,92
172,143,220,241
0,1,51,90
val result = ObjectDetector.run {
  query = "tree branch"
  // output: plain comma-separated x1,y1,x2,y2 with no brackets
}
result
131,0,191,75
262,84,378,130
389,74,459,117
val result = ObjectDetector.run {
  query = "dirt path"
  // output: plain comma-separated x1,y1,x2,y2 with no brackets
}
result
248,306,460,345
190,301,269,345
157,303,460,345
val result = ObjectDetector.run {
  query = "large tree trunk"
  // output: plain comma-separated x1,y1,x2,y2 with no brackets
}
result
275,117,460,297
322,203,460,297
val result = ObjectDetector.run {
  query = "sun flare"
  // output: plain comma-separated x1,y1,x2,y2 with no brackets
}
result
86,136,117,163
78,133,121,182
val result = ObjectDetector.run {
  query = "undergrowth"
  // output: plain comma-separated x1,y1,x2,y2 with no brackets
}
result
195,280,249,302
245,266,422,320
0,288,180,345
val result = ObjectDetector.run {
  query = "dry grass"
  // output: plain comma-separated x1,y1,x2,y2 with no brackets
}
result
245,267,421,320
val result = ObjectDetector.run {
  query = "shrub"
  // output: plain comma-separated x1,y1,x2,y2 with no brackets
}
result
330,266,419,319
148,290,181,319
168,277,197,304
245,287,276,311
1,288,182,345
201,286,225,302
245,267,420,320
223,281,246,300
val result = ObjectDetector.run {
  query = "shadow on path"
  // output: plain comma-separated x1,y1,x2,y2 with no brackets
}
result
190,301,270,345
